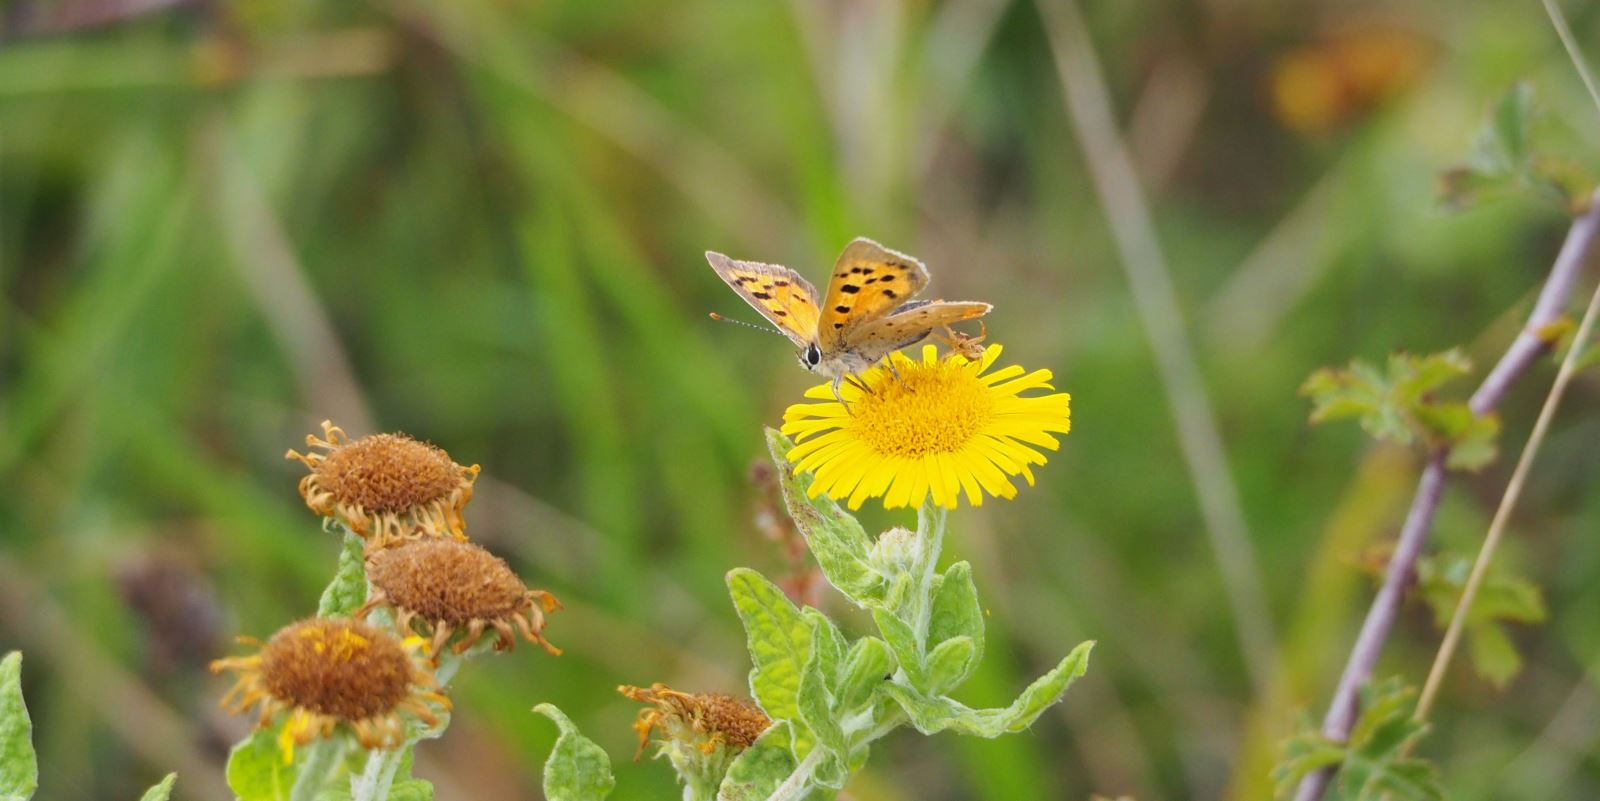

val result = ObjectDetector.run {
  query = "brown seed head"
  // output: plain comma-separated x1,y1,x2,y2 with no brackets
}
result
259,618,414,721
286,420,479,543
368,539,529,624
619,683,770,756
314,434,461,514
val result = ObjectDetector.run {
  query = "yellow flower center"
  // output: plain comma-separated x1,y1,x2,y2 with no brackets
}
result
851,358,994,458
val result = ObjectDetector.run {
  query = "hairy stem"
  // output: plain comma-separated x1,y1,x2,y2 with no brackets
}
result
1295,191,1600,801
351,746,404,801
289,738,347,801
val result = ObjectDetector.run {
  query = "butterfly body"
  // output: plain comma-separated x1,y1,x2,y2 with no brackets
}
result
707,238,991,389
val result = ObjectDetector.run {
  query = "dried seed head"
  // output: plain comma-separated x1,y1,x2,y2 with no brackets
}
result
260,618,414,720
211,617,449,762
286,420,479,545
359,539,562,657
619,683,771,758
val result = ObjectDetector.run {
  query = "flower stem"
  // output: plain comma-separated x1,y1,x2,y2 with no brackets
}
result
288,738,346,801
351,747,404,801
910,501,948,653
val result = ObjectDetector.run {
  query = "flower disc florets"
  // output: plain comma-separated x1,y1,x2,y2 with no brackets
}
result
619,682,770,789
357,538,562,658
286,420,479,546
210,617,448,762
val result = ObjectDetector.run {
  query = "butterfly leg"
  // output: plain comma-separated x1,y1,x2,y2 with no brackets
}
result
830,377,855,414
879,356,914,392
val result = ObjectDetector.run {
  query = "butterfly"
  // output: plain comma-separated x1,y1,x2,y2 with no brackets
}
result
706,237,991,397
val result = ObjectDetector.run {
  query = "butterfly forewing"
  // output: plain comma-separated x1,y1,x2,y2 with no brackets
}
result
705,251,820,347
817,237,930,351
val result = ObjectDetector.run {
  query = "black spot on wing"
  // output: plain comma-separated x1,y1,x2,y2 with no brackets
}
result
833,322,844,329
834,305,850,313
753,291,773,300
774,310,788,317
774,280,789,286
840,285,861,294
882,290,897,299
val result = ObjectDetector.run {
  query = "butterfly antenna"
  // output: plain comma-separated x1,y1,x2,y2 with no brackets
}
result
709,312,786,337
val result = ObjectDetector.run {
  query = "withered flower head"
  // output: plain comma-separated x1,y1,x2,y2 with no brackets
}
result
286,420,480,546
210,617,449,764
357,538,562,658
619,683,770,761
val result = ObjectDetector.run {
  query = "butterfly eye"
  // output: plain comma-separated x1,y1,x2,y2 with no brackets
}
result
802,344,822,368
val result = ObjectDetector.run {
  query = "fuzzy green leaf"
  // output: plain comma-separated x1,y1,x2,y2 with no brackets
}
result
871,609,925,690
797,628,845,757
764,429,889,608
138,774,177,801
727,568,814,752
924,637,978,696
1440,83,1592,212
225,728,295,801
534,704,615,801
317,531,368,617
926,561,984,688
717,722,798,801
834,637,894,714
882,641,1093,737
0,653,37,801
802,609,846,685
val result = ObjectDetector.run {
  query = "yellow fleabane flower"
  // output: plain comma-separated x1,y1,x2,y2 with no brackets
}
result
782,344,1070,509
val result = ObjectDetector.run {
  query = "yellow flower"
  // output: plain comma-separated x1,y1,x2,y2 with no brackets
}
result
781,344,1070,510
210,617,449,764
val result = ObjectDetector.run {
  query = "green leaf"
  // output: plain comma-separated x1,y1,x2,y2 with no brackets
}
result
1272,678,1445,801
764,429,889,607
727,569,813,749
1416,552,1546,687
797,630,844,757
0,653,38,801
225,728,295,801
533,704,615,801
882,641,1093,737
802,609,846,685
924,637,978,696
1301,350,1497,471
926,561,984,689
717,723,798,801
871,609,925,690
317,531,369,617
138,774,177,801
834,637,894,715
1440,83,1594,212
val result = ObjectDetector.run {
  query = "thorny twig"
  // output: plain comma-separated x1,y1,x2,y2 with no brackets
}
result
1294,187,1600,801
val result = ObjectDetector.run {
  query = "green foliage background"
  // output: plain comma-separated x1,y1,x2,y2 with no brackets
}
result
1,0,1599,799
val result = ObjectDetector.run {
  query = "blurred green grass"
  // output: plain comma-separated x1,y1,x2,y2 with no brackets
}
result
2,1,1599,799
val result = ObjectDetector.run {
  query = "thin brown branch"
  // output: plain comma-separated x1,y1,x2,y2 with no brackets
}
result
1293,188,1600,801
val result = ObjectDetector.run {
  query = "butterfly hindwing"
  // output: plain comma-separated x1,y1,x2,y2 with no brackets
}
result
818,237,930,350
847,300,993,363
705,251,820,347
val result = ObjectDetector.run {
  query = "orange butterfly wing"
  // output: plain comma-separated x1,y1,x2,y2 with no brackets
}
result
817,238,929,351
705,251,820,347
